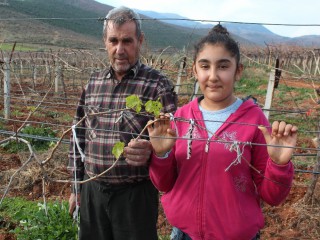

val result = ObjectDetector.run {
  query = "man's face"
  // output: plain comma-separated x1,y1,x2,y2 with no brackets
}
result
104,21,143,80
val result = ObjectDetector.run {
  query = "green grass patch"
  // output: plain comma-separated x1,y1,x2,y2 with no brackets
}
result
0,197,78,240
235,66,269,98
236,76,268,97
0,125,57,153
0,43,37,52
269,113,317,136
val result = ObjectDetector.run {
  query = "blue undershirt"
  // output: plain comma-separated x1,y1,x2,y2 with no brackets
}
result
199,98,243,138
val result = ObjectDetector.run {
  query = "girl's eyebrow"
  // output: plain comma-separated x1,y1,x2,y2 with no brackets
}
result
197,58,231,64
218,59,232,63
197,59,210,63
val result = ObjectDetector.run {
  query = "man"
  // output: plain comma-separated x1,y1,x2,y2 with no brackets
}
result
67,6,177,240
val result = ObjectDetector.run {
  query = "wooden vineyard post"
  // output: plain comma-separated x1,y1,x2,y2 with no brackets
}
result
263,69,276,119
45,58,51,83
191,80,199,101
54,58,68,103
3,57,11,119
32,65,37,86
263,58,281,119
55,59,62,93
304,120,320,204
274,58,282,88
175,56,186,95
313,49,320,75
20,58,23,76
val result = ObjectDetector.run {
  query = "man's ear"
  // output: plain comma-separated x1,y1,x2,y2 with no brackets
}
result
139,32,144,45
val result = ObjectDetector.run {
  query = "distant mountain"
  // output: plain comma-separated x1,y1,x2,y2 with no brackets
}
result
134,10,214,29
1,0,319,50
134,10,256,47
287,35,320,47
135,9,320,47
0,0,110,49
0,0,206,50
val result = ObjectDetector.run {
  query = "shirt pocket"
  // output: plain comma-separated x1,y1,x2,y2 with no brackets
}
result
84,105,100,140
119,111,151,144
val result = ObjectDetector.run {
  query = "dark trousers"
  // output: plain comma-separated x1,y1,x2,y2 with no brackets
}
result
79,179,159,240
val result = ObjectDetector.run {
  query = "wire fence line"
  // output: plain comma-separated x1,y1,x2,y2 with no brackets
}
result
0,53,319,240
1,15,320,27
1,49,318,101
1,49,320,91
0,91,318,115
0,117,318,153
0,15,319,238
1,48,319,129
0,47,319,189
2,41,320,75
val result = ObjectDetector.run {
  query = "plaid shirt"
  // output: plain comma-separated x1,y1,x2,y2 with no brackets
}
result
68,61,177,188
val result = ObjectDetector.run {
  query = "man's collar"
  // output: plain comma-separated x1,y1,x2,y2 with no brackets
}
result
131,60,141,78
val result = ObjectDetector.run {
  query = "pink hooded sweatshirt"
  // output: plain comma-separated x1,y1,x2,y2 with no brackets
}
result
149,97,294,240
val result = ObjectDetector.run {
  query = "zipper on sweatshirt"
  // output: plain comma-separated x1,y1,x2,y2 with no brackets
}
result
197,142,209,239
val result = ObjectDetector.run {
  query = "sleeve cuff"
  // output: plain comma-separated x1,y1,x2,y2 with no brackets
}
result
154,150,172,159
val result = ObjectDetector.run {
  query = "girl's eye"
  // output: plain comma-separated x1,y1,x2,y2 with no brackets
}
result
200,64,209,69
219,65,228,69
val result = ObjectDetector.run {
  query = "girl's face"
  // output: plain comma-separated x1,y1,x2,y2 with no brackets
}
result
193,43,243,111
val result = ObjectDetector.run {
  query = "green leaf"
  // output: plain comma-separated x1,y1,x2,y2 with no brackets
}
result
145,100,163,117
112,142,125,159
126,95,142,113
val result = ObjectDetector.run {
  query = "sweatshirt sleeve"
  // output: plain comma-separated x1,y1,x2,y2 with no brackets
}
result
149,151,178,193
251,115,294,206
259,158,294,206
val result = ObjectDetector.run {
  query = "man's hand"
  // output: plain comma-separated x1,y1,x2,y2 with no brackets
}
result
124,139,152,166
68,193,80,216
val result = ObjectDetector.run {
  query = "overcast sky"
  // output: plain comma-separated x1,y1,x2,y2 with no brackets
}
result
96,0,320,38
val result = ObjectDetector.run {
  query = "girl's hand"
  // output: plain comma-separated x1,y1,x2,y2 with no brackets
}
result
147,113,176,157
259,121,298,165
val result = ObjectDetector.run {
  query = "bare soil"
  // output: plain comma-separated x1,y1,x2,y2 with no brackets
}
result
0,149,319,239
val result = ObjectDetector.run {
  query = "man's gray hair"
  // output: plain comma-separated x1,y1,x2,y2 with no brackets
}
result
103,6,142,39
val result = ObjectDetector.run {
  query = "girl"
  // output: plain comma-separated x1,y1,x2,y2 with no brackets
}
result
147,24,297,240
